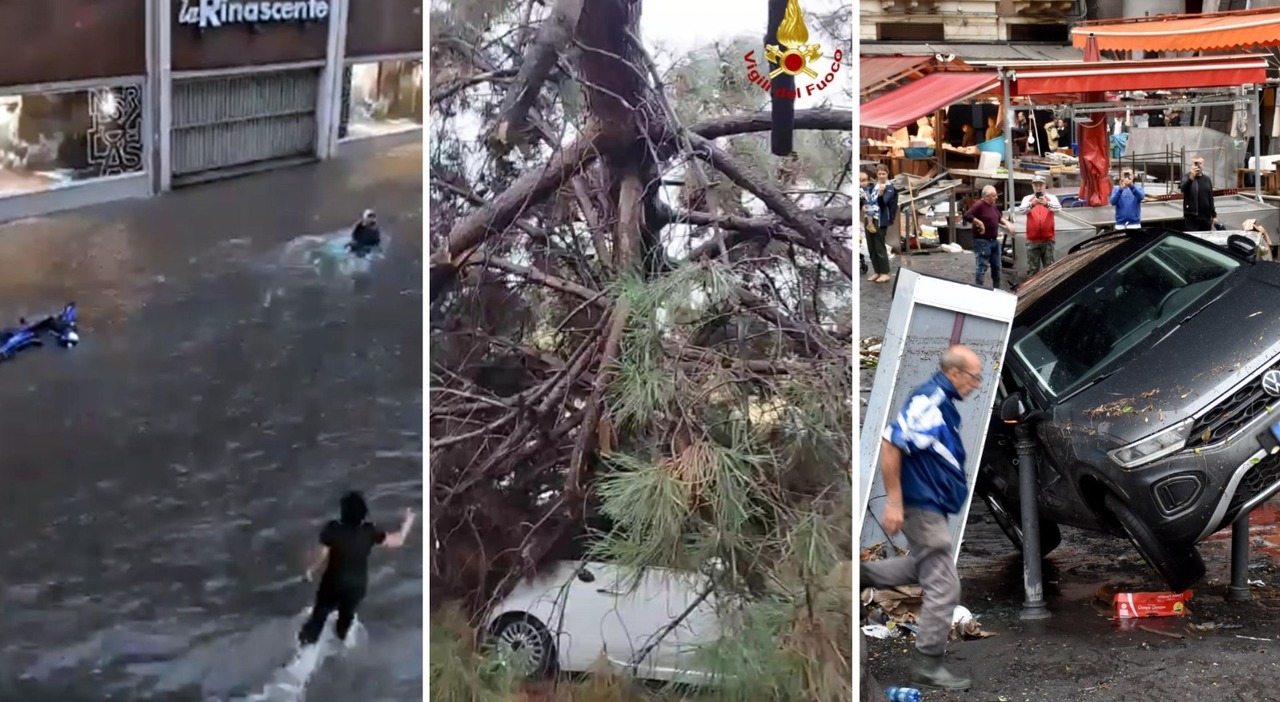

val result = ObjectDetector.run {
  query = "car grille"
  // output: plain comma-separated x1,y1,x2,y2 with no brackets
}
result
1186,359,1280,449
1227,452,1280,518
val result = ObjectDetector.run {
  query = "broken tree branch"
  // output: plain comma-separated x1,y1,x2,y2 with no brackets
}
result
464,256,606,305
735,286,838,358
677,108,850,142
673,205,853,261
431,68,519,105
688,133,854,280
566,299,631,505
490,0,586,149
430,121,605,300
432,109,854,303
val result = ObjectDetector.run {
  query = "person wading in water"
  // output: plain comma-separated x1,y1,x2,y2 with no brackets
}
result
298,491,416,647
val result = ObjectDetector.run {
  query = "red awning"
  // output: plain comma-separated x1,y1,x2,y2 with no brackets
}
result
861,56,931,95
1072,7,1280,53
1009,55,1268,97
860,71,999,139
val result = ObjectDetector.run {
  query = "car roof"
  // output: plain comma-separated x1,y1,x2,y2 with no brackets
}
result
1012,227,1243,324
1014,231,1143,319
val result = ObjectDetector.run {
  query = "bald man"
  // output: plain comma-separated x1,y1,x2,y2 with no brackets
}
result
863,345,984,691
962,187,1014,289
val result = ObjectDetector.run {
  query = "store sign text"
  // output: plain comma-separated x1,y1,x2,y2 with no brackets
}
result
177,0,330,28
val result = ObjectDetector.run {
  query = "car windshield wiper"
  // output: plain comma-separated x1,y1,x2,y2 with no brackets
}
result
1058,369,1120,403
1151,286,1232,349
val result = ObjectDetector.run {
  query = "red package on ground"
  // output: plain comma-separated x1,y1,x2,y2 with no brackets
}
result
1113,590,1193,619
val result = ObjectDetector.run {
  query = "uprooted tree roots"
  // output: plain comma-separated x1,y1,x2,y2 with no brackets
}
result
430,0,853,695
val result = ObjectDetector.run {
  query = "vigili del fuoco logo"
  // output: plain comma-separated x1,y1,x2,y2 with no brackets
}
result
743,0,844,99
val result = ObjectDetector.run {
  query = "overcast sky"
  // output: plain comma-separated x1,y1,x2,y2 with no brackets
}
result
639,0,852,109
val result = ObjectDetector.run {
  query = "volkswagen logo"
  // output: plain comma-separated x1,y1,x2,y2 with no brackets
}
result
1263,369,1280,397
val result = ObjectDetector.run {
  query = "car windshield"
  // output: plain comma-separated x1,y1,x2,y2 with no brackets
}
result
1015,237,1126,316
1012,235,1241,398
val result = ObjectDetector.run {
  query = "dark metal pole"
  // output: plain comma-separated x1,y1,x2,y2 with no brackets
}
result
1014,422,1050,619
1253,84,1263,202
1228,512,1252,602
1001,70,1015,208
766,0,794,156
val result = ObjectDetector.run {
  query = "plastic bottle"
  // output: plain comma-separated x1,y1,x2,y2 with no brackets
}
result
884,687,922,702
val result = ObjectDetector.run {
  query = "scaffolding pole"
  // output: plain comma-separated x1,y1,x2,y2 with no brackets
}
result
1254,83,1263,202
1002,70,1015,210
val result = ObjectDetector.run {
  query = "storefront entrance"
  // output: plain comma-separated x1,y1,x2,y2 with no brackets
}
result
170,67,321,184
0,0,421,223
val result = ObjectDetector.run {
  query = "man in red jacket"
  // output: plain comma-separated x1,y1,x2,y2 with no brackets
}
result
1015,175,1062,276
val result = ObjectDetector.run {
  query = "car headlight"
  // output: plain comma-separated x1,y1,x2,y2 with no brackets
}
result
1108,419,1194,468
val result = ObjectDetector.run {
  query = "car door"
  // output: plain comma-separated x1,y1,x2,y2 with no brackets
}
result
585,564,671,679
656,568,721,684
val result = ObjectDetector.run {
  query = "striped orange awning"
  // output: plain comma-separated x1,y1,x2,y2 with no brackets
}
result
1072,7,1280,53
1010,54,1269,97
860,71,1000,139
861,56,932,94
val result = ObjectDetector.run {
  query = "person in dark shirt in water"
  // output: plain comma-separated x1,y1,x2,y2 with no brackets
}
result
298,491,415,646
347,209,382,257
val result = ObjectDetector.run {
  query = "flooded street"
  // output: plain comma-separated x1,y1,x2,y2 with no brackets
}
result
0,142,423,701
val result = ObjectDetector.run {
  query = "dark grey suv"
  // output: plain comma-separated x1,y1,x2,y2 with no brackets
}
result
978,228,1280,591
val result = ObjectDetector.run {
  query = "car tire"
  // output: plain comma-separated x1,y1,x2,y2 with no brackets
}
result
491,613,557,678
980,487,1062,556
1104,492,1205,592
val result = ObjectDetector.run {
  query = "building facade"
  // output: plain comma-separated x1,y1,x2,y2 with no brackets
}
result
859,0,1080,43
0,0,422,222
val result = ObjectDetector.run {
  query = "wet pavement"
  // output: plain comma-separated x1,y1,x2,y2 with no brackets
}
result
0,141,423,701
860,239,1280,701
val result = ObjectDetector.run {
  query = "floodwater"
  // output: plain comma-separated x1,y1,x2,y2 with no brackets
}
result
0,142,423,701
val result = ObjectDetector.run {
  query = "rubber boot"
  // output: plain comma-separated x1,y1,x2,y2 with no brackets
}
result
909,648,971,690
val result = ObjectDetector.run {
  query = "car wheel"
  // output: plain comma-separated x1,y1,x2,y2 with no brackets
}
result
1104,492,1205,592
491,614,556,678
980,488,1061,556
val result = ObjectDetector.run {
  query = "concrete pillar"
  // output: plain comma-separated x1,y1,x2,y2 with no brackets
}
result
316,0,350,160
153,0,173,192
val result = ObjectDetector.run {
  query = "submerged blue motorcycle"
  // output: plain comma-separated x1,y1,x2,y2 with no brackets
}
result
0,303,79,360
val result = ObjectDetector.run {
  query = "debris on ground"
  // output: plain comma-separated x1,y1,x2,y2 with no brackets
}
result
861,540,908,561
1102,585,1193,619
862,623,899,640
860,587,996,640
861,337,883,369
1138,625,1185,639
1187,621,1243,633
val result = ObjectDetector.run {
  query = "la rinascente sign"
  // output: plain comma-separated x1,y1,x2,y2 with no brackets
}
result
178,0,330,28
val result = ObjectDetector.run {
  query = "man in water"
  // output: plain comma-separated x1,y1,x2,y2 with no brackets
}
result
348,209,382,257
298,491,415,647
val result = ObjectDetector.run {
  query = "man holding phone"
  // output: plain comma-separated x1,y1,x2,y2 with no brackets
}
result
1181,156,1216,231
1014,175,1061,276
1110,169,1145,230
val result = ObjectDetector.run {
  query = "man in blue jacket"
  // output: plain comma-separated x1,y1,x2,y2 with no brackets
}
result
1110,169,1145,230
863,345,985,691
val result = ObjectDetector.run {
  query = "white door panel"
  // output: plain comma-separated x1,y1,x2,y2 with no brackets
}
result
594,565,667,678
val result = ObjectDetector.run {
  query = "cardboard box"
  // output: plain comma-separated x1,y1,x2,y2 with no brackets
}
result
1113,590,1193,619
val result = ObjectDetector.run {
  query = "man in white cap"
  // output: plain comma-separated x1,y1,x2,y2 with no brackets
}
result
348,209,382,257
1014,174,1061,277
